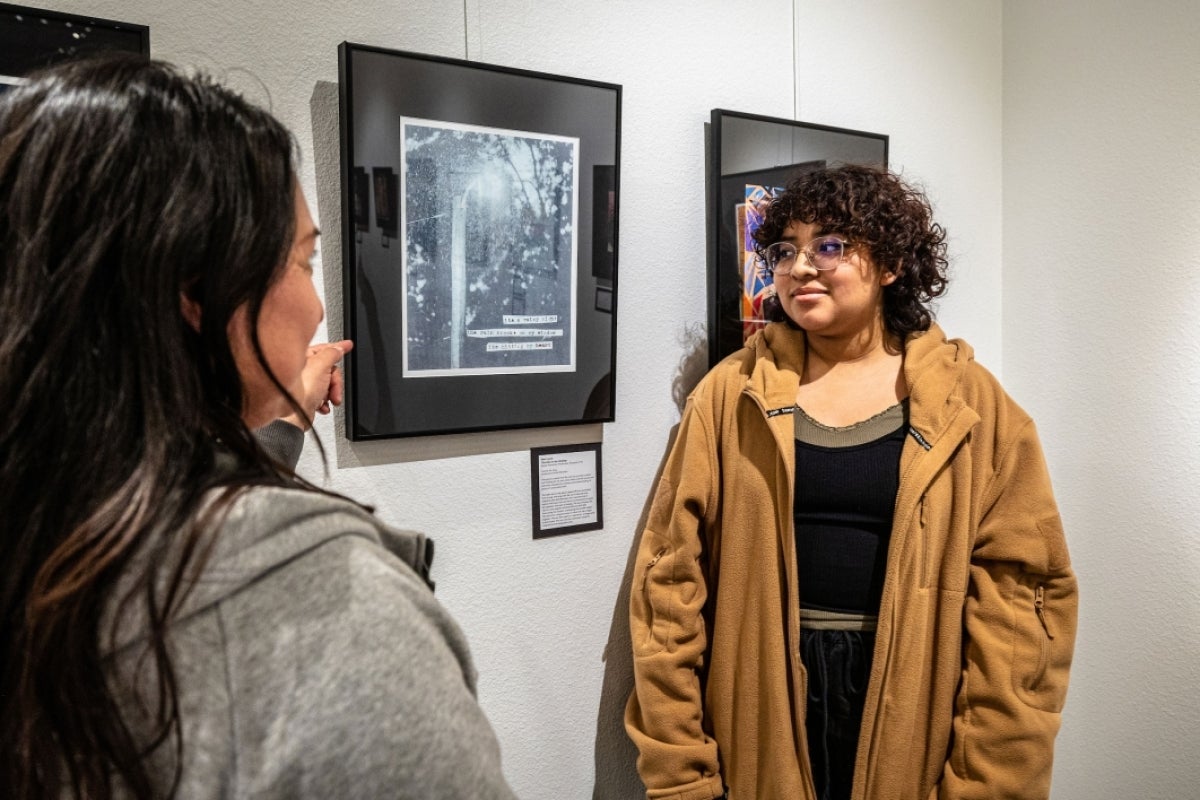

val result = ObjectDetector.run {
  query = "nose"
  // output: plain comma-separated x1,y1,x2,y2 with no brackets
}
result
779,250,818,277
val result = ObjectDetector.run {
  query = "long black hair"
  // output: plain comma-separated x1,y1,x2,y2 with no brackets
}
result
0,55,304,798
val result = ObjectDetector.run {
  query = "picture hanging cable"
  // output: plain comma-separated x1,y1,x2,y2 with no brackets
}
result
792,0,799,120
463,0,470,59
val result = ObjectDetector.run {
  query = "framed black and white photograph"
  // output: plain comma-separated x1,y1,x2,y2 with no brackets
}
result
0,3,149,94
400,117,578,377
708,109,887,366
338,43,620,439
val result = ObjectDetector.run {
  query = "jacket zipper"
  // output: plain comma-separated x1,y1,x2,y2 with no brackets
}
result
1034,584,1054,639
742,389,817,799
1030,584,1054,690
858,405,977,799
641,547,667,591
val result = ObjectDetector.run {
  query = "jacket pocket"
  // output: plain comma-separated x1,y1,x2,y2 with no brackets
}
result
1011,576,1068,712
632,543,674,656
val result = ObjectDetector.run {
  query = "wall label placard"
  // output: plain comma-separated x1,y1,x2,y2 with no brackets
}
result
530,443,603,538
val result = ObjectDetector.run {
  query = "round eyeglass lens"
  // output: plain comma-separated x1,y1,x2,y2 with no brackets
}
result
763,242,797,272
808,237,845,269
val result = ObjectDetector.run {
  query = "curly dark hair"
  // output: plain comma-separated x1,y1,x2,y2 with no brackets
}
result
752,163,949,340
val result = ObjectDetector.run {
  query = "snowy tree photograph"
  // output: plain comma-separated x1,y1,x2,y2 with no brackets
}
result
400,117,578,376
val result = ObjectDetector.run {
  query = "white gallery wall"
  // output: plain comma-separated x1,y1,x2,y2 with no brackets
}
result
794,0,1004,367
1003,1,1200,798
21,0,1198,797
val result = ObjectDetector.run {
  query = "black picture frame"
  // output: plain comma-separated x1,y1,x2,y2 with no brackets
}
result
530,442,603,539
338,42,621,440
708,109,887,366
0,3,149,93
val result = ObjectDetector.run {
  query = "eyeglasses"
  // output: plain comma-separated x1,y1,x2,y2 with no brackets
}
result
757,236,851,275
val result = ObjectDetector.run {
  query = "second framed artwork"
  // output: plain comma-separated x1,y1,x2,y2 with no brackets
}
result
708,109,888,366
1,3,149,95
339,43,620,439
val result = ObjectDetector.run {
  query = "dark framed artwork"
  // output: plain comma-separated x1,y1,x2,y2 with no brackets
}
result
594,285,612,314
352,166,370,233
371,166,398,238
338,43,620,439
708,109,887,366
0,3,149,94
591,164,615,285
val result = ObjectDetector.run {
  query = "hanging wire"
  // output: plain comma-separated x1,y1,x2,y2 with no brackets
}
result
463,0,470,59
792,0,799,120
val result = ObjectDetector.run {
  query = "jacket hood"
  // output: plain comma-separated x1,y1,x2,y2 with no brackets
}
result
743,323,805,411
744,321,976,443
901,323,976,447
103,487,432,654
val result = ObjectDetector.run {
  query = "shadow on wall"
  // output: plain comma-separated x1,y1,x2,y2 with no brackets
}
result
592,324,709,799
309,80,350,440
672,322,710,415
591,425,676,800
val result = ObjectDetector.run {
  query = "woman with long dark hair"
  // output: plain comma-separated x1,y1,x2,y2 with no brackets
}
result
0,56,516,799
626,164,1077,799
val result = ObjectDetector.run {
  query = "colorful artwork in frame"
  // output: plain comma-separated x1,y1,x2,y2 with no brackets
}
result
737,182,786,340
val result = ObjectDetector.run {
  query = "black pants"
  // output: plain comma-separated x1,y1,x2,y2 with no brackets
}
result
799,629,876,800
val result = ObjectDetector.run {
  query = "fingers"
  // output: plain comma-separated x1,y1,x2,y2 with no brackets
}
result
327,361,345,408
306,340,352,376
304,340,353,418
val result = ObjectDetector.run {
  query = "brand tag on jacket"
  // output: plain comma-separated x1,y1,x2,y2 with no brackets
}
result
908,426,933,450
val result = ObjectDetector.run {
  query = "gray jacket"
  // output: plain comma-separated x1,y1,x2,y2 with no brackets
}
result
105,422,517,799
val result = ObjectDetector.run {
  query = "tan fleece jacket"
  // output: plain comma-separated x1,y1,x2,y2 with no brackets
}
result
626,323,1077,800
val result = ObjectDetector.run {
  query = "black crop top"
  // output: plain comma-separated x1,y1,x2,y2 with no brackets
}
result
793,402,907,615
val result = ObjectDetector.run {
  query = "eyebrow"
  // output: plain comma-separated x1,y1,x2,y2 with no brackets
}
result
781,229,820,242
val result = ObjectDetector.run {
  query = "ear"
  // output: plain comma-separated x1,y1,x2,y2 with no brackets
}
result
880,262,901,287
180,292,202,331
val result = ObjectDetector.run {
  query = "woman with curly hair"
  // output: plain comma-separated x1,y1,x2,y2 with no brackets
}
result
0,56,517,799
626,164,1077,800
